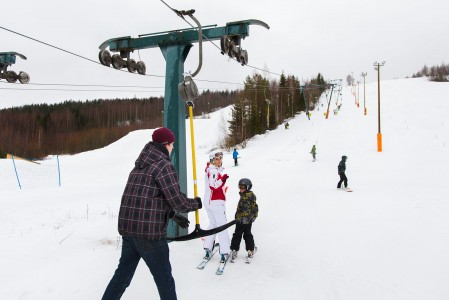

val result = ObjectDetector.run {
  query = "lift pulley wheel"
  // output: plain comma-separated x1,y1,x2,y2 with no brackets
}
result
99,50,112,66
220,36,230,55
18,71,30,84
111,54,124,69
239,49,248,66
178,75,199,102
5,70,17,83
127,58,137,73
136,61,146,75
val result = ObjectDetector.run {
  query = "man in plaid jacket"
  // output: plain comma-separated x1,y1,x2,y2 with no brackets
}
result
103,127,202,300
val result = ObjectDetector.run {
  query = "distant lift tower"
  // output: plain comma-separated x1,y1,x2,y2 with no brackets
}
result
0,52,30,83
98,13,269,237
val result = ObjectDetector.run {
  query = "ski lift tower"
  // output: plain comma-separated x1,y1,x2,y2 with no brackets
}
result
98,13,269,237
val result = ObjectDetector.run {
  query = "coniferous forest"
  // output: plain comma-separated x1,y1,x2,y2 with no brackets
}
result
226,73,326,147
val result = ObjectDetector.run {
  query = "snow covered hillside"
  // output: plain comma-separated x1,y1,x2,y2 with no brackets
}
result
1,77,448,300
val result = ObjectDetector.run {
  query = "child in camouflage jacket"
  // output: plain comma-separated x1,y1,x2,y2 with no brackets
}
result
230,178,258,259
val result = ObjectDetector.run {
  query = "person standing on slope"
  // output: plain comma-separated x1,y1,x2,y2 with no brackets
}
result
337,155,349,189
203,151,231,262
230,178,258,262
310,145,317,162
102,127,202,300
233,148,239,166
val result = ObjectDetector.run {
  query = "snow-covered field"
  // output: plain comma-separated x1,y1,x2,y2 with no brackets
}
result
1,77,448,299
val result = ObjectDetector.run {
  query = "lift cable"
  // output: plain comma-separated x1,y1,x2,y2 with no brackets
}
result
159,0,282,77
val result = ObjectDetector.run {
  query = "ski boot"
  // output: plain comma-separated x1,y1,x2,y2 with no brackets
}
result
220,253,229,263
230,250,238,263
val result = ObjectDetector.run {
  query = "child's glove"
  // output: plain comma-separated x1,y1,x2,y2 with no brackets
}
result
222,174,229,182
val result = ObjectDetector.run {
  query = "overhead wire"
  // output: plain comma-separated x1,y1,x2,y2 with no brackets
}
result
0,25,249,88
0,87,164,93
1,10,296,92
0,81,163,89
158,0,282,77
0,26,159,79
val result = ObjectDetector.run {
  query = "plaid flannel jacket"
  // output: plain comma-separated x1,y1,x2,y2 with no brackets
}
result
118,142,198,239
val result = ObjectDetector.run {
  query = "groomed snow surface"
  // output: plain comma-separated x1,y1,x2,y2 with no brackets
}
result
1,77,448,299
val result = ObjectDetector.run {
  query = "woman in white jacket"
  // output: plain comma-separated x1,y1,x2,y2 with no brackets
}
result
203,151,230,261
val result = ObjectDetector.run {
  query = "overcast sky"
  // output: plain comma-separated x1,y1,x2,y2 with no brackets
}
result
1,0,448,107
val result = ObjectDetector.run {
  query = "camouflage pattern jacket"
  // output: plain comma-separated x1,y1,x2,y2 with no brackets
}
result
235,191,258,224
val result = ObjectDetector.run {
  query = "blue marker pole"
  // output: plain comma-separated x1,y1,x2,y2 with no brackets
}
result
11,155,22,189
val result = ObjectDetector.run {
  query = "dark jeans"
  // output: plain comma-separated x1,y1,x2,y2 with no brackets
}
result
234,158,238,166
102,237,176,300
230,222,255,251
337,172,348,188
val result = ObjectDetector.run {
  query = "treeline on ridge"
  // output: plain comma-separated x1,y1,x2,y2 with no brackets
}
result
0,90,236,159
412,63,449,82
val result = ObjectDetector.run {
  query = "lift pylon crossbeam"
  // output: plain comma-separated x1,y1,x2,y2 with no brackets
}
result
99,20,268,52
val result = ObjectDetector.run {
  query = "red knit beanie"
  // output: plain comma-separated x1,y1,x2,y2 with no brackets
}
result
152,127,175,144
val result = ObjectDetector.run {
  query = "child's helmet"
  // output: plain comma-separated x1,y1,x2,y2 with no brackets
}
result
342,155,347,161
238,178,252,191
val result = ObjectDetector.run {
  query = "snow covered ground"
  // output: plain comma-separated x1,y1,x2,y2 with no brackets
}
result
1,77,448,299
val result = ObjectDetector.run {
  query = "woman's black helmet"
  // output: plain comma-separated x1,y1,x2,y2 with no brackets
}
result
238,178,253,191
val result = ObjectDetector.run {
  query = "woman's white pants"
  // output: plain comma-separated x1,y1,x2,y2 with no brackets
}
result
203,203,230,255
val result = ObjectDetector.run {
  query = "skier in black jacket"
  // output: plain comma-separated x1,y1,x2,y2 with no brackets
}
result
337,155,348,189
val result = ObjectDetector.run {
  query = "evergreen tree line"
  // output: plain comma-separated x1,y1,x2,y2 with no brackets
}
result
0,90,236,158
412,63,449,82
226,73,326,148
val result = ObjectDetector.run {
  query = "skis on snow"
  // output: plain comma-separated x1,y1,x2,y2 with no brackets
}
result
230,247,257,264
245,247,257,264
198,245,256,274
215,254,230,275
196,244,219,270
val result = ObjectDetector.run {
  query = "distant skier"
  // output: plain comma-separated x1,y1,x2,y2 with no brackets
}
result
310,145,317,162
337,155,349,189
285,122,289,129
233,148,239,166
230,178,258,262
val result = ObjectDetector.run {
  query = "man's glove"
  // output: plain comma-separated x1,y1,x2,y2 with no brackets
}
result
222,174,229,181
170,212,190,229
194,197,202,209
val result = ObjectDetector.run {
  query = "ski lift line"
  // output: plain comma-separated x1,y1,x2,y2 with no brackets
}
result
0,87,163,92
0,80,240,91
159,0,282,77
0,81,165,89
0,26,167,79
0,26,99,65
0,25,251,87
2,26,295,91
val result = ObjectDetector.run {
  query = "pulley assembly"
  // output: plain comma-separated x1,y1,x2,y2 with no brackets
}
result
176,10,202,103
220,35,248,66
98,48,146,75
178,75,199,103
0,52,30,84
